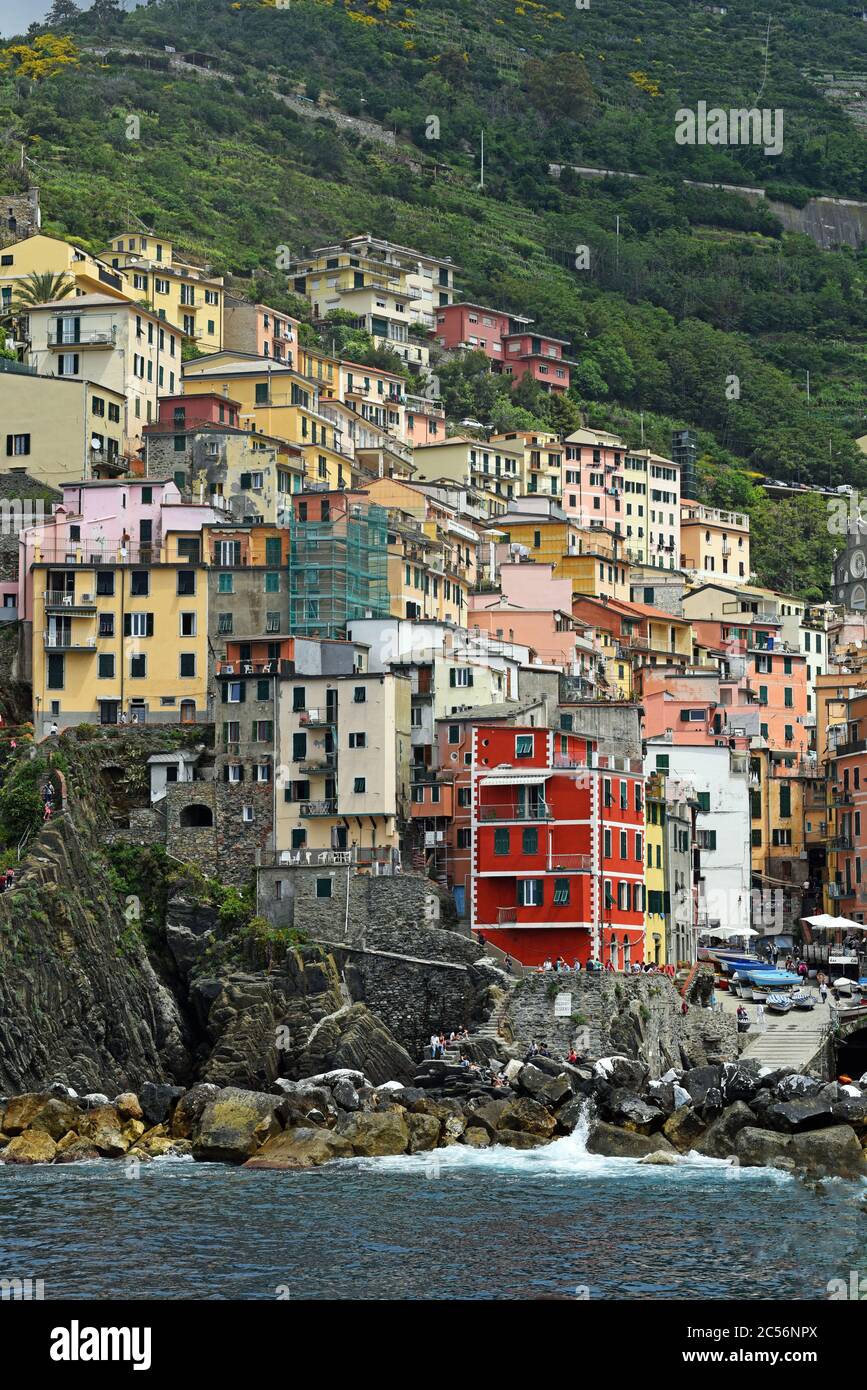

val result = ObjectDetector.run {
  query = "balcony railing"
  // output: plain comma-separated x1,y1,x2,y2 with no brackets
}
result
216,659,292,678
828,882,846,898
298,708,336,726
44,630,96,650
545,854,593,872
479,801,552,822
299,799,337,817
831,787,854,805
299,755,337,774
497,906,519,925
830,836,853,851
47,328,117,348
43,591,96,610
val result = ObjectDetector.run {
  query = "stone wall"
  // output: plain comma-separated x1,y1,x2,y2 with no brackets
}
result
257,866,448,940
336,945,488,1056
166,780,272,885
502,971,737,1076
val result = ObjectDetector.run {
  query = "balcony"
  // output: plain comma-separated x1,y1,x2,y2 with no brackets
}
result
216,659,292,678
47,328,117,349
497,906,519,925
479,801,552,822
545,854,593,872
298,708,336,726
43,591,96,611
831,787,854,806
828,882,846,898
830,836,853,851
299,799,337,817
43,630,96,651
299,755,337,774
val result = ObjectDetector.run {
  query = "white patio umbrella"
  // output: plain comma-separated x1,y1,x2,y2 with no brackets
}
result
802,914,867,931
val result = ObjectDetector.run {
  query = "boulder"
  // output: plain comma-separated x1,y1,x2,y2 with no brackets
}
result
406,1113,441,1153
603,1090,665,1135
735,1126,795,1168
681,1065,723,1108
694,1102,755,1159
723,1063,764,1104
587,1122,675,1160
192,1088,282,1163
765,1100,836,1134
518,1064,571,1105
638,1150,679,1166
462,1127,491,1148
244,1127,354,1170
132,1135,192,1159
26,1098,80,1141
139,1082,185,1129
833,1096,867,1132
498,1097,557,1137
774,1073,824,1100
335,1109,409,1157
647,1081,677,1116
594,1057,649,1092
332,1079,361,1112
121,1119,146,1146
81,1093,110,1108
2,1093,55,1135
78,1106,129,1157
555,1097,591,1134
495,1129,550,1149
502,1059,524,1085
171,1084,221,1139
792,1125,865,1177
54,1139,102,1164
464,1099,511,1137
113,1093,143,1122
662,1105,707,1153
442,1113,467,1146
2,1130,57,1163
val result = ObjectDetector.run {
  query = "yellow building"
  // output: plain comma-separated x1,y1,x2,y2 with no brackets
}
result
412,436,524,504
101,232,224,354
488,513,630,602
645,772,667,965
488,430,564,499
0,370,126,486
681,503,750,584
363,476,478,622
182,352,354,489
31,532,209,733
0,233,129,314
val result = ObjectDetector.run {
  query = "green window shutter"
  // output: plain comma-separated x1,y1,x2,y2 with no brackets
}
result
265,537,281,565
779,784,791,818
494,828,510,855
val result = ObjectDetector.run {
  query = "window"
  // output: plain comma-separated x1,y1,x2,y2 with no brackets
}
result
450,667,473,687
130,571,149,597
348,732,366,748
97,654,114,678
265,572,280,593
552,878,570,905
242,805,255,824
180,612,196,637
316,877,332,899
604,828,612,858
353,686,366,703
253,720,273,742
522,828,538,854
784,687,793,708
265,612,281,633
515,734,533,758
265,537,282,566
353,777,366,793
518,879,543,906
494,828,510,856
218,613,233,635
177,571,196,596
457,829,471,849
96,572,115,596
292,732,307,760
751,828,762,848
179,654,196,678
130,654,146,678
218,573,233,594
6,433,31,457
126,612,152,638
698,829,717,851
655,754,669,772
47,653,64,689
291,829,307,849
98,614,114,638
779,785,791,818
696,791,710,814
448,724,460,745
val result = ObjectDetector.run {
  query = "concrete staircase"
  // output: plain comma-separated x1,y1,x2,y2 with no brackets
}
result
740,1005,830,1071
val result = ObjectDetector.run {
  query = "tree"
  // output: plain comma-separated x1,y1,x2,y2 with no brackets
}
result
5,272,75,314
46,1,81,25
0,34,78,81
90,0,124,27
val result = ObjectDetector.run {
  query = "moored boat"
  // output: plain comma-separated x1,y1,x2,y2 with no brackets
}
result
766,993,793,1014
791,990,815,1010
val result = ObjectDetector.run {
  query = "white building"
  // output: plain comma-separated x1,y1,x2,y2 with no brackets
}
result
645,739,752,938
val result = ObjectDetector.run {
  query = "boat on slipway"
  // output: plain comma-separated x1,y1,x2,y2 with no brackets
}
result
730,969,802,1002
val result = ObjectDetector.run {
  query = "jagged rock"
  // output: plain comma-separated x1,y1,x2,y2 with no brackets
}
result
700,1087,725,1120
244,1127,354,1170
774,1073,825,1100
648,1081,676,1116
518,1064,572,1104
406,1113,441,1153
662,1105,707,1153
77,1106,129,1156
54,1139,101,1163
723,1064,763,1104
502,1059,524,1085
736,1126,795,1168
23,1098,80,1141
463,1098,511,1136
495,1129,549,1149
555,1097,591,1134
294,1004,415,1087
832,1096,867,1132
133,1134,192,1159
335,1109,410,1156
380,1087,426,1109
587,1122,675,1159
192,1088,282,1164
122,1119,146,1145
694,1102,755,1159
603,1090,664,1135
139,1083,185,1128
462,1127,491,1148
638,1150,679,1165
765,1100,836,1134
2,1130,57,1163
113,1092,143,1122
171,1084,221,1139
332,1079,361,1111
594,1057,649,1091
165,894,219,983
498,1097,557,1137
81,1094,110,1108
681,1065,723,1107
792,1125,865,1176
2,1093,56,1134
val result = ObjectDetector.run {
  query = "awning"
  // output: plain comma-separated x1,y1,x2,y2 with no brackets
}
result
479,771,549,786
802,913,867,931
700,926,759,939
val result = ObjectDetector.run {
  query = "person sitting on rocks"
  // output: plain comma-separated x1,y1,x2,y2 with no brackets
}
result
572,959,581,972
567,1047,578,1063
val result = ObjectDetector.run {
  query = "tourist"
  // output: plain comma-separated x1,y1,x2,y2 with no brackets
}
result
119,711,128,726
567,1046,578,1063
48,721,58,738
819,979,829,1004
539,1042,551,1057
43,801,52,822
478,932,486,947
572,959,581,972
798,960,808,983
429,1032,440,1060
439,1032,447,1056
503,955,513,975
543,958,553,972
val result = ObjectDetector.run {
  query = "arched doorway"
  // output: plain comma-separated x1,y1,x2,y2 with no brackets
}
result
179,803,213,828
180,700,196,724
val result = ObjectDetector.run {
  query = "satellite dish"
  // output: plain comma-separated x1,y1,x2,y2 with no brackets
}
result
90,436,101,451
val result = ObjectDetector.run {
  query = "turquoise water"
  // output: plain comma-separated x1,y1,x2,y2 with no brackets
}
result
1,1128,865,1300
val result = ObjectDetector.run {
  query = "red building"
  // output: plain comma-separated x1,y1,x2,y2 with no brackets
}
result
471,723,646,967
433,303,572,392
152,393,242,430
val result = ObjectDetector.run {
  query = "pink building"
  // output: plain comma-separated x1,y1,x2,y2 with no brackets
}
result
223,296,297,364
563,427,627,536
640,667,756,748
404,392,445,446
18,480,222,621
469,564,585,669
434,303,572,392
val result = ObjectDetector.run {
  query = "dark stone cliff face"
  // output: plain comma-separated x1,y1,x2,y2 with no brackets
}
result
0,743,190,1096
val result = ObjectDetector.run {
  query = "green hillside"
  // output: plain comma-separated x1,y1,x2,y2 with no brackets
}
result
2,0,867,597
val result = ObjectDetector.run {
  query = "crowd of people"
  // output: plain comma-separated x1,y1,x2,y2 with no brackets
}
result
535,955,675,976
